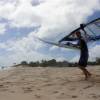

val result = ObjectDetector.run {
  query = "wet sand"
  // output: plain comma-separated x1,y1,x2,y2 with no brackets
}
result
0,65,100,100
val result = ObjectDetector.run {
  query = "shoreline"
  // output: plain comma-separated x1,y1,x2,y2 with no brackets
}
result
0,66,14,71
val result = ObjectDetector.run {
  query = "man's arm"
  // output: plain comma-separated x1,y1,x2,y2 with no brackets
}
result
65,42,80,49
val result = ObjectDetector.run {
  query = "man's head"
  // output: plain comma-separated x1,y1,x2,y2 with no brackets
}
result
75,31,81,38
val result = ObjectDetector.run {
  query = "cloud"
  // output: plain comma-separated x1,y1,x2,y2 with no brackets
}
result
0,0,99,30
0,23,6,35
36,0,100,38
0,0,41,28
89,44,100,61
70,55,79,62
0,1,16,19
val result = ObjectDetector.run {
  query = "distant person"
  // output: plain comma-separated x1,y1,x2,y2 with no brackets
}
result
75,31,91,80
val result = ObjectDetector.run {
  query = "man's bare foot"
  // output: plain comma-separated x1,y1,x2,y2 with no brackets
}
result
85,73,92,80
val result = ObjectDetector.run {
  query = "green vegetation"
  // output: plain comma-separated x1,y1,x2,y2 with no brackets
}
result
17,58,100,67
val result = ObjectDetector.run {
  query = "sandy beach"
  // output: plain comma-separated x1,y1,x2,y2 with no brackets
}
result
0,65,100,100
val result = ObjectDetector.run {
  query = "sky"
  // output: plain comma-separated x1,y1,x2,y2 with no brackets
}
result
0,0,100,66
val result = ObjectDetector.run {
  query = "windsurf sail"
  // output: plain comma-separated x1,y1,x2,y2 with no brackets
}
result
35,18,100,50
59,18,100,42
35,36,79,50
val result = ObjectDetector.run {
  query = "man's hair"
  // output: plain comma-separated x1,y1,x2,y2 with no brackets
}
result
75,31,81,38
75,31,81,34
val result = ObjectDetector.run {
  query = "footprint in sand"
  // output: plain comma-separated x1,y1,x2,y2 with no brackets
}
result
22,87,33,93
71,95,78,98
69,87,76,91
57,92,78,99
0,84,9,91
56,93,69,99
10,90,15,93
53,90,59,94
0,84,4,87
37,88,41,91
43,83,53,87
83,84,93,89
34,94,41,99
90,93,100,99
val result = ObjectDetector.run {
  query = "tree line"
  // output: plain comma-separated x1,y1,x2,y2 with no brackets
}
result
15,57,100,67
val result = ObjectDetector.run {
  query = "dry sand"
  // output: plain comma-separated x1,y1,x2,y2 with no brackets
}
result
0,65,100,100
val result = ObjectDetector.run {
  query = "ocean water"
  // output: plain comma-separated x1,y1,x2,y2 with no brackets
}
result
0,66,11,70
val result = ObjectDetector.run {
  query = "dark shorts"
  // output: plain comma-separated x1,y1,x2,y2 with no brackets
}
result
78,54,88,67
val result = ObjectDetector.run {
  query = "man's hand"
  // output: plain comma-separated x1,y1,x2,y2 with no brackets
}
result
58,40,62,43
66,42,71,46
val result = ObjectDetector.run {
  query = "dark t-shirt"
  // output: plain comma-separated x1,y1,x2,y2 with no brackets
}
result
78,38,89,67
78,38,88,57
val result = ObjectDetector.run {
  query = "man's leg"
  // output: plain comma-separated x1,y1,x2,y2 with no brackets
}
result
79,66,91,80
